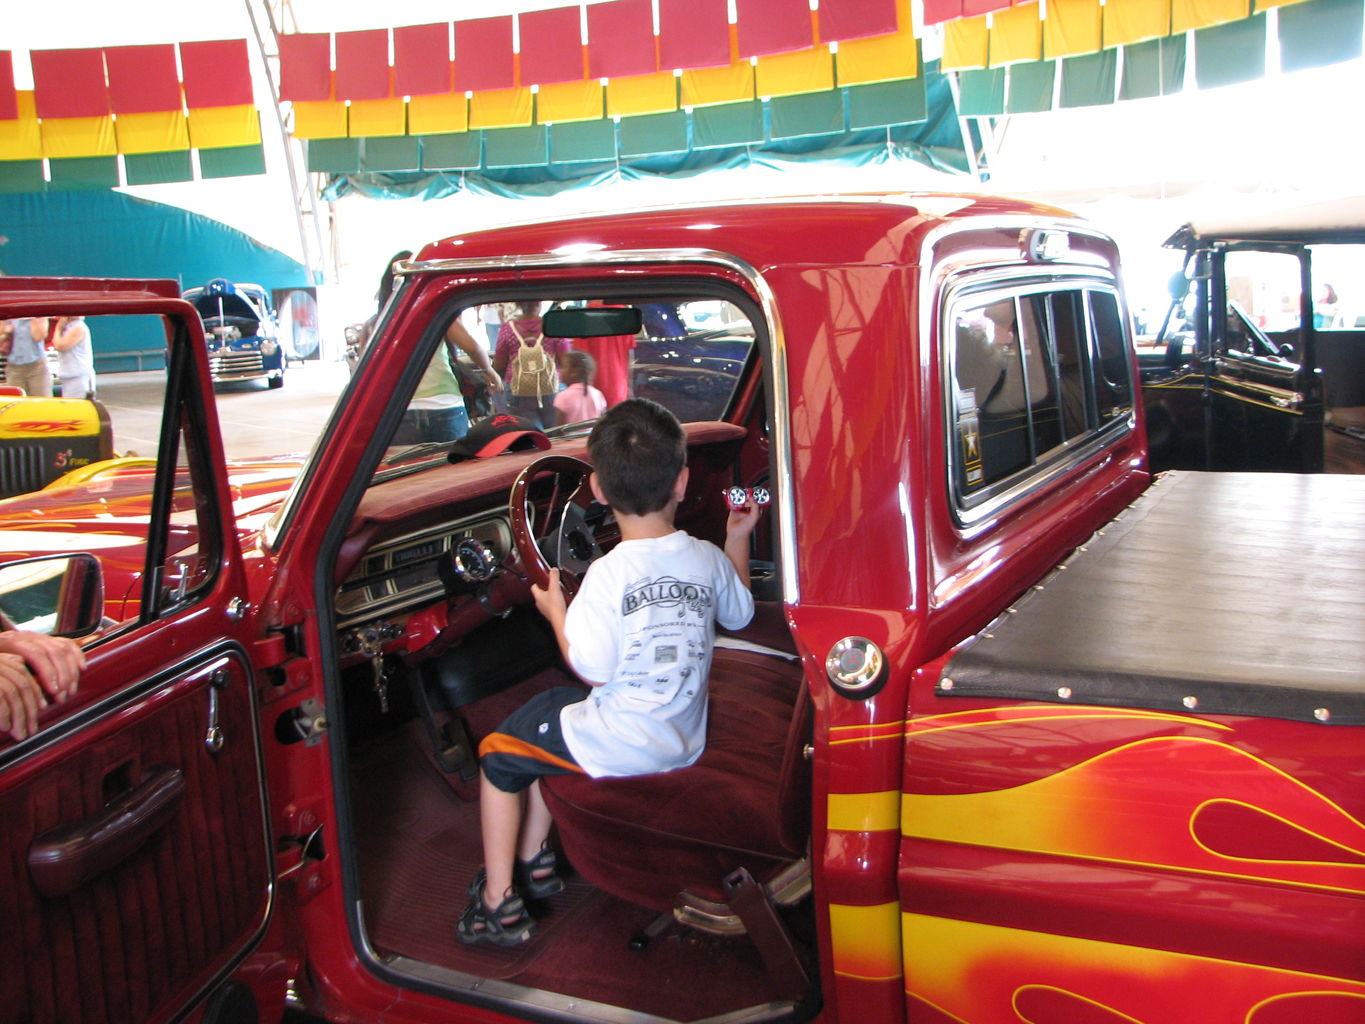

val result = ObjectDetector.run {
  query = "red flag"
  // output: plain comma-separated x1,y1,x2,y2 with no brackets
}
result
736,0,814,57
519,7,586,86
105,44,182,114
455,16,515,92
278,33,333,103
180,40,255,108
31,48,109,119
920,0,964,26
587,0,656,80
819,0,901,40
0,51,18,121
963,0,1011,14
395,23,452,97
335,29,391,100
658,0,731,70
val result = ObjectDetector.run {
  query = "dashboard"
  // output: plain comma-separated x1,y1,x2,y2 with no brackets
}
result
335,511,513,630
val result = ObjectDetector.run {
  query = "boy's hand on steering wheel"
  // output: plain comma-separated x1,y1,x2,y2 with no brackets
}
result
532,567,568,622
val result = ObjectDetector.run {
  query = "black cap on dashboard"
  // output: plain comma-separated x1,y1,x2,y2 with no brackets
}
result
447,414,551,462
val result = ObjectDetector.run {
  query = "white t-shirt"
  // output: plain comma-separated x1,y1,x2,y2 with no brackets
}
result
560,530,754,778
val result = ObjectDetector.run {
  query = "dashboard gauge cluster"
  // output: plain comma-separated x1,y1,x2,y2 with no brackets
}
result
336,514,512,627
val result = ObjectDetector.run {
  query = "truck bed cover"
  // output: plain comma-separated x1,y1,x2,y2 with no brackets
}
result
940,471,1365,726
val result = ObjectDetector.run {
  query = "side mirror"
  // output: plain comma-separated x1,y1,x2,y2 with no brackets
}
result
0,554,105,639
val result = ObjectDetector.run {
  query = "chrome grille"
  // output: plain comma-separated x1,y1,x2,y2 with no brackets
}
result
0,443,48,498
209,351,266,380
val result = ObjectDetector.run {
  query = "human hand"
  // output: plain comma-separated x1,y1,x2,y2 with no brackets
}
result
725,494,763,543
531,567,567,623
483,367,503,391
0,630,85,704
0,652,47,741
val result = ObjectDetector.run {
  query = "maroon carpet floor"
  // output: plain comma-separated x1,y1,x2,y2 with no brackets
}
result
348,674,811,1020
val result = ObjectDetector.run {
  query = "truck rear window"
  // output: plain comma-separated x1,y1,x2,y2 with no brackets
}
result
948,283,1134,516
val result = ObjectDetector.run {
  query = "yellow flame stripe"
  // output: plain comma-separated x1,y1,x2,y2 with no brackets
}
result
828,790,901,833
905,705,1231,734
902,912,1365,1019
830,902,902,981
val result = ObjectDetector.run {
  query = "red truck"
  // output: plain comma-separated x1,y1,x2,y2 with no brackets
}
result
1,194,1361,1024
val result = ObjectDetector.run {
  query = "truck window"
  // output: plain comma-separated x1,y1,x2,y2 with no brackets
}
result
1089,290,1134,422
949,283,1133,516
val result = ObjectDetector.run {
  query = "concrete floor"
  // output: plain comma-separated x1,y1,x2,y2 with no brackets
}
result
96,359,351,461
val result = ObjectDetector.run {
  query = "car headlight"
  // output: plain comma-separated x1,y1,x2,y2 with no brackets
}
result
260,339,279,356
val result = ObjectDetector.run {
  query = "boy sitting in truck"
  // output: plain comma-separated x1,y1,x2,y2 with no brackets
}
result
458,398,760,946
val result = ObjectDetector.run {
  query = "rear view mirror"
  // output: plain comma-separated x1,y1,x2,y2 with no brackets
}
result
543,306,642,338
0,553,104,638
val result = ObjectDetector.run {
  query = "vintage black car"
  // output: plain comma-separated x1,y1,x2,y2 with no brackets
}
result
1139,198,1365,473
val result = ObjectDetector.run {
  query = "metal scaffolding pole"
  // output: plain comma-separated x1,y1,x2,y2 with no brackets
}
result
242,0,329,286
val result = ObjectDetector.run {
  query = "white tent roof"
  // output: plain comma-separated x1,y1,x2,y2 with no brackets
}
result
1173,196,1365,245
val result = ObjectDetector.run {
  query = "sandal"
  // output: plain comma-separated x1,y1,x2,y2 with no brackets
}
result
456,872,536,947
515,844,565,900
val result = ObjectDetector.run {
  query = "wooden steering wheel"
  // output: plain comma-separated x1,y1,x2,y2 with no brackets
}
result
508,455,602,598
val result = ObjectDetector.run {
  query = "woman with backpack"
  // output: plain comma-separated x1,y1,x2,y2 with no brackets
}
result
493,301,571,429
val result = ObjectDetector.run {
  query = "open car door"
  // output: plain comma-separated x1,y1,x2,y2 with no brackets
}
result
1142,225,1325,473
0,279,276,1024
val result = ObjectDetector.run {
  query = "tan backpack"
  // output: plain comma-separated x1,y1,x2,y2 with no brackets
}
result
508,321,558,398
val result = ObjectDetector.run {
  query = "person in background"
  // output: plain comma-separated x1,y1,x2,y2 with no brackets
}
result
553,350,607,426
494,302,571,430
572,301,635,408
480,304,505,349
52,315,96,399
1,316,53,396
1313,282,1340,330
0,629,85,742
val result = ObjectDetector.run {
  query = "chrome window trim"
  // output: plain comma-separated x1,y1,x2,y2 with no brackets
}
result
269,248,797,605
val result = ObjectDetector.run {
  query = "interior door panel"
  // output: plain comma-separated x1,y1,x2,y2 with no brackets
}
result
0,648,271,1024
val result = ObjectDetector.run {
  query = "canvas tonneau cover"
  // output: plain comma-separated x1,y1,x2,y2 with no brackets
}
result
940,471,1365,726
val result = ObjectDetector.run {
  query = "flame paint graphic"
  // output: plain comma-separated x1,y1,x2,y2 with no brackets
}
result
903,915,1365,1024
904,732,1364,893
899,709,1365,1022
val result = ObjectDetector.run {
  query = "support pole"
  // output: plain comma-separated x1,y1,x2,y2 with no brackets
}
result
242,0,329,286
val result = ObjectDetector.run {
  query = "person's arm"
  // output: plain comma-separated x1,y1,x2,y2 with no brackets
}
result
445,320,501,391
0,629,85,703
51,317,88,353
531,569,608,685
531,568,574,667
723,496,762,589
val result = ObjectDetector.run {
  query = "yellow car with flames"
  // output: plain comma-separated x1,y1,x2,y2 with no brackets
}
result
0,393,114,499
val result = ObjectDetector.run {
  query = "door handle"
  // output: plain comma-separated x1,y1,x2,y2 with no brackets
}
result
27,766,185,898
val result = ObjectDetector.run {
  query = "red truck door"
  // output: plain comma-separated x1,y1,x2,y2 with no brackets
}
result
0,283,275,1024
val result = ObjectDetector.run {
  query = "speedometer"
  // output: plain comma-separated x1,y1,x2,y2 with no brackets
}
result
450,537,498,583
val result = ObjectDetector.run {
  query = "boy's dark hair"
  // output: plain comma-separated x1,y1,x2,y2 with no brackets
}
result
588,399,686,516
562,349,596,385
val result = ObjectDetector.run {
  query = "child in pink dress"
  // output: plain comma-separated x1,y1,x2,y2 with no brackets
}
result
553,350,608,426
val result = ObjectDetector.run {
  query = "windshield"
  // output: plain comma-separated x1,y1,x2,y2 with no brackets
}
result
370,293,756,481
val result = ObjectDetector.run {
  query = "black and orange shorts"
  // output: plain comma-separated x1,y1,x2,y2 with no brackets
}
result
479,686,589,793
